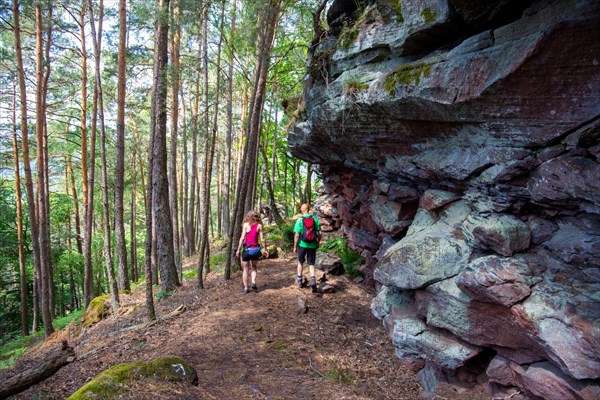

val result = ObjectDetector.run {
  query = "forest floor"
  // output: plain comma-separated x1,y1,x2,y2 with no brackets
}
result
3,248,490,400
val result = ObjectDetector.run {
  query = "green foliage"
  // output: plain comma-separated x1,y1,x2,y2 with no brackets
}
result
154,290,173,300
182,269,198,281
343,78,369,97
0,332,43,370
270,341,287,350
52,309,84,331
210,254,226,269
324,365,356,385
279,220,296,250
319,236,364,278
384,63,433,94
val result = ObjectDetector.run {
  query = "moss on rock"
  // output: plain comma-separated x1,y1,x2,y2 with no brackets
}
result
67,356,198,399
81,294,110,327
384,63,433,95
421,7,436,24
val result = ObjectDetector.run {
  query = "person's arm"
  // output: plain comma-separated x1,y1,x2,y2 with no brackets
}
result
236,223,246,256
293,232,299,253
258,224,269,257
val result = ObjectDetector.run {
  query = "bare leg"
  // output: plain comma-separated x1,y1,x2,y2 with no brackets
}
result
242,261,249,290
309,264,315,279
297,261,304,277
250,260,258,286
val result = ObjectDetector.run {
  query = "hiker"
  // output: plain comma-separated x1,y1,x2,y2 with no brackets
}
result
293,203,321,292
236,210,269,294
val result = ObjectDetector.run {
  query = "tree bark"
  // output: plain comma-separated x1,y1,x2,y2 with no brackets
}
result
88,0,119,312
66,157,83,254
152,0,180,292
115,0,130,292
11,83,29,336
226,0,282,275
79,0,94,309
198,0,225,287
35,3,54,338
169,0,182,280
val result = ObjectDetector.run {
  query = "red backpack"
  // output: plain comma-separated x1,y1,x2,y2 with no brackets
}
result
300,216,317,243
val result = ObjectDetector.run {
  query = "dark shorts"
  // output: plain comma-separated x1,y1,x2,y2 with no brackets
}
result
298,246,316,265
242,246,262,262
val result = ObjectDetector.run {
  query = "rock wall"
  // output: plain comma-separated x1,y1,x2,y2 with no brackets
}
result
289,0,600,398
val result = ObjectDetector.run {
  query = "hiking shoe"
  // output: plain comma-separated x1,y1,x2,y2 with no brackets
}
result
310,276,317,293
243,288,250,294
295,275,302,288
251,283,257,291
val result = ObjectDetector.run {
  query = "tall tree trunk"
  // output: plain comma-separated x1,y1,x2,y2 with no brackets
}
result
130,148,138,282
35,3,54,338
198,0,225,287
115,0,130,292
88,0,119,312
144,95,156,321
226,0,282,274
152,0,180,292
66,157,83,254
11,84,29,336
182,91,190,256
42,15,55,318
259,146,283,225
169,0,182,280
187,61,201,257
79,0,94,309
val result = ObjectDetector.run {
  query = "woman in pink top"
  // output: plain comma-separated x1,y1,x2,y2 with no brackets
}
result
236,210,269,294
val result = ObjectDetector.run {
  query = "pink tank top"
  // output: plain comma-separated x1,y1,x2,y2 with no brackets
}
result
245,223,259,246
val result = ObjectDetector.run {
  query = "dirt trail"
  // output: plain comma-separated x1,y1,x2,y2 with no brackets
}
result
8,253,425,399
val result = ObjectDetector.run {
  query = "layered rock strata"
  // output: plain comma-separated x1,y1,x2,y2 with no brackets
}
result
290,0,600,397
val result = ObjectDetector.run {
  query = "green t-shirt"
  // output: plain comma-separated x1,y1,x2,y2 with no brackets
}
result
294,214,321,249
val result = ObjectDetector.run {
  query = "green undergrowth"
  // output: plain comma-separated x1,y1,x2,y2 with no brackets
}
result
0,333,43,370
319,236,364,278
0,309,83,370
67,356,197,400
324,364,356,385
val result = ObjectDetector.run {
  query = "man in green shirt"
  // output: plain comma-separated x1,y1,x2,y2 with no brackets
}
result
293,203,321,292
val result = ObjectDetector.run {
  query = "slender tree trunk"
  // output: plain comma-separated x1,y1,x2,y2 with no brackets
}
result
115,0,130,292
88,0,119,312
79,0,94,309
152,0,180,292
144,95,156,321
198,0,225,286
187,65,201,257
66,157,83,254
259,146,283,225
226,0,282,274
35,4,54,338
130,149,138,282
181,90,189,256
169,0,182,280
12,84,29,336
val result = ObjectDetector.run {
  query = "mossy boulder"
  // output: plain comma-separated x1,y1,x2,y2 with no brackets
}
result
81,294,110,327
67,356,198,399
